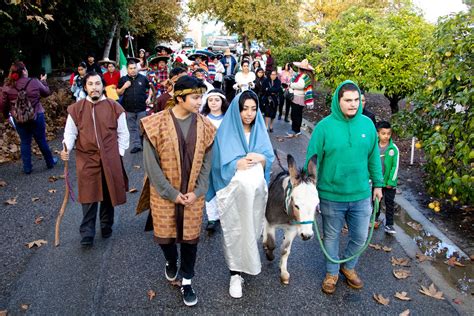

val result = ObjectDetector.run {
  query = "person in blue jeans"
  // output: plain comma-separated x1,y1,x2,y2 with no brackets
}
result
305,80,383,294
1,61,57,174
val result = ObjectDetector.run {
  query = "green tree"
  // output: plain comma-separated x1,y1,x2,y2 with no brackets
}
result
189,0,301,49
310,6,433,113
392,12,473,205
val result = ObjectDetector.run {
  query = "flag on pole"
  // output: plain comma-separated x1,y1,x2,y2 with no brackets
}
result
119,47,127,77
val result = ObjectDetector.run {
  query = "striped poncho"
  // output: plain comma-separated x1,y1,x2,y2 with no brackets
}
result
293,73,313,107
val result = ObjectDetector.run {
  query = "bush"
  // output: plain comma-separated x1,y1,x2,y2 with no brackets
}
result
392,12,473,205
271,44,320,67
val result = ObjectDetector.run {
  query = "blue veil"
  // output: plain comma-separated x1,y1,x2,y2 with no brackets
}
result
206,91,275,201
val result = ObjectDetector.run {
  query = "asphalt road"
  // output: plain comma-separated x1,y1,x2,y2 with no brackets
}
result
0,117,459,315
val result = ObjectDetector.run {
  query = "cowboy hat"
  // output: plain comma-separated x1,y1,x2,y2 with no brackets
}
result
154,44,173,55
148,54,170,65
223,48,232,56
98,57,117,66
126,57,141,63
187,52,208,61
293,59,314,72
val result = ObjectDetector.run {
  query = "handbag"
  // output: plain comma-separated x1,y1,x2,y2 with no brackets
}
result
284,89,294,101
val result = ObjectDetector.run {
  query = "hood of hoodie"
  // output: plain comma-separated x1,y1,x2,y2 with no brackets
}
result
330,80,363,121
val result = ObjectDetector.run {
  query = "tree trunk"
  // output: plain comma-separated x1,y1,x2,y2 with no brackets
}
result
384,93,401,114
103,21,118,59
242,33,250,51
115,26,121,65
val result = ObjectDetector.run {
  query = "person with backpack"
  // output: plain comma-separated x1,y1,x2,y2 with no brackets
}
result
1,61,57,174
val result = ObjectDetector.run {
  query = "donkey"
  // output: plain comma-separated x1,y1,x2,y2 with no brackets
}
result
263,154,319,285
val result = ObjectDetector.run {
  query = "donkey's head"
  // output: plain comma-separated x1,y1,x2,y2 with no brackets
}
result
286,154,319,241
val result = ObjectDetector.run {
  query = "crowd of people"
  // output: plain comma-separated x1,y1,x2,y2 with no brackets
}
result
0,43,400,308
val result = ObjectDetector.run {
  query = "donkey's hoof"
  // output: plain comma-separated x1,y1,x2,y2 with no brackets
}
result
265,251,275,261
280,272,290,285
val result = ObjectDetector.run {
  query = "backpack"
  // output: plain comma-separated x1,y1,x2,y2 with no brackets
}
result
11,79,34,123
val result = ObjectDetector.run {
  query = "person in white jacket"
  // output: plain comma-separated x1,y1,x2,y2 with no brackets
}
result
233,60,255,93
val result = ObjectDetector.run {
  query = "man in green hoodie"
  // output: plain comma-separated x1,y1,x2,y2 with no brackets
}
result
305,80,383,294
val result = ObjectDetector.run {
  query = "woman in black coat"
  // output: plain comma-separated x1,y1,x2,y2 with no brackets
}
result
262,70,281,132
252,67,266,113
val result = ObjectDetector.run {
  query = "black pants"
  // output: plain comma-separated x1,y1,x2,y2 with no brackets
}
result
375,187,396,226
290,102,303,133
278,94,284,117
224,78,236,103
284,98,292,120
80,178,114,238
160,243,198,279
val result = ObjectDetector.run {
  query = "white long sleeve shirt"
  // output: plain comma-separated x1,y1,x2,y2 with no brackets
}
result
63,95,129,156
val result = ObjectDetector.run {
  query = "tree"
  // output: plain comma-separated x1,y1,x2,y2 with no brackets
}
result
189,0,301,49
392,12,473,205
311,6,433,113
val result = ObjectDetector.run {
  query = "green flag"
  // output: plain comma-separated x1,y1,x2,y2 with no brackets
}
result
119,47,127,76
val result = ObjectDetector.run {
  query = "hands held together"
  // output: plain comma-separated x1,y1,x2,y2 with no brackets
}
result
237,153,265,170
174,192,197,206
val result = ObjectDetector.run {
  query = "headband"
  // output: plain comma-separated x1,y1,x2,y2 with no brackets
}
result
174,87,207,97
206,92,226,100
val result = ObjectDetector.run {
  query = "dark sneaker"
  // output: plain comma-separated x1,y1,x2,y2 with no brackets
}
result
165,261,178,281
101,227,113,238
80,236,93,247
384,225,396,235
181,284,198,306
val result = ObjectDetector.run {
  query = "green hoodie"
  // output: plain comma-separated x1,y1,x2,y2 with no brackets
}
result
305,80,383,202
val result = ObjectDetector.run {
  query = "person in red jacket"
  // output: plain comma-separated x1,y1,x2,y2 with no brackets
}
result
100,58,120,100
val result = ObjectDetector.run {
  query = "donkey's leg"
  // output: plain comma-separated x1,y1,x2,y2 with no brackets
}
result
263,220,276,261
280,226,298,284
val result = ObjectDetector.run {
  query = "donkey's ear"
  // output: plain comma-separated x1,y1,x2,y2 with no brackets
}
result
287,154,298,185
307,154,318,184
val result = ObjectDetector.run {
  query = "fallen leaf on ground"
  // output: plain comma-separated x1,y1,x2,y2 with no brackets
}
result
20,304,29,311
419,283,444,300
373,293,390,306
391,257,410,267
129,188,138,193
0,180,6,187
369,243,382,250
170,279,182,287
276,137,285,142
48,189,57,194
133,165,141,169
147,289,156,301
453,298,462,304
31,197,40,202
26,239,48,248
393,269,411,279
48,176,58,182
34,216,44,224
416,253,433,262
383,246,392,252
407,221,423,231
445,256,465,267
399,309,410,316
5,197,18,205
394,291,411,301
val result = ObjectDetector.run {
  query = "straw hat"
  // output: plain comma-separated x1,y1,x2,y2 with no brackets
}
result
223,48,232,56
98,57,117,66
293,59,314,72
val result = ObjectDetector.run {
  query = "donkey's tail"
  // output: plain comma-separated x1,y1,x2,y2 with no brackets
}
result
274,149,286,172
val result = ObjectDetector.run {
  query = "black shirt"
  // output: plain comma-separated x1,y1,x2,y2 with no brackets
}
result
86,62,102,74
362,108,377,127
118,74,150,113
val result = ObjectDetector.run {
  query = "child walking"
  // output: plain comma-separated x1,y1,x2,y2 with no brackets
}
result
201,89,229,232
376,121,400,235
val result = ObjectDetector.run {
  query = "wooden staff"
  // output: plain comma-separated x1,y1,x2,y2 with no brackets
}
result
54,144,69,247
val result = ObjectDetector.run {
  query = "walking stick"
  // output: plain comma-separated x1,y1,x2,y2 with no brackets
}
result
54,144,69,247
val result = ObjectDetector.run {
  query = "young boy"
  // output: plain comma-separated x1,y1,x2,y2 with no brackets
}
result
376,121,400,235
136,75,216,306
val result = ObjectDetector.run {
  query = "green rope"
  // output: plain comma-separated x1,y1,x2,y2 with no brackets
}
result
313,198,379,264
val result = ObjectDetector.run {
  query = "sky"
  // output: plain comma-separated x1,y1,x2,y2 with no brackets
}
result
413,0,468,22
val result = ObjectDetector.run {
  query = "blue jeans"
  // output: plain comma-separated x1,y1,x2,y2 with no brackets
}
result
320,197,372,275
15,112,54,173
126,111,147,150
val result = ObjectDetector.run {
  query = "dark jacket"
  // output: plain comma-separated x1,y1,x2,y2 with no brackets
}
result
86,62,102,74
362,108,377,127
220,56,237,77
118,74,150,113
262,77,281,106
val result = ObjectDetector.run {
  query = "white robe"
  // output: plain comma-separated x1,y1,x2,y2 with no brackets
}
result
216,163,268,275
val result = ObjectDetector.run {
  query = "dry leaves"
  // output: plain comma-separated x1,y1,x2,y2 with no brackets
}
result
276,137,285,142
445,256,465,267
453,298,462,305
48,175,59,182
407,221,423,231
147,289,156,301
369,243,382,250
31,197,40,202
419,283,444,300
129,188,138,193
394,292,411,301
373,293,390,306
170,279,182,287
20,304,29,311
26,239,48,248
48,189,57,194
5,197,17,205
391,257,410,267
393,269,411,279
34,216,44,224
133,165,141,169
382,246,392,252
399,309,410,316
416,253,433,262
0,180,6,187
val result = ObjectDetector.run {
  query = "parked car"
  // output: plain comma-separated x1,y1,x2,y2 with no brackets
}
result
227,38,238,53
182,37,195,49
210,39,229,53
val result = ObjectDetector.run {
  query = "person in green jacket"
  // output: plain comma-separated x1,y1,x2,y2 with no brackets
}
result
375,121,399,235
305,80,383,294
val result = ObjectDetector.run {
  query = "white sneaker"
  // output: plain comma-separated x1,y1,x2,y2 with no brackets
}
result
229,275,244,298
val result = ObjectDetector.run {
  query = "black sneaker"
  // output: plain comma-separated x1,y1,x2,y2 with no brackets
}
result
384,225,396,235
80,236,93,247
101,227,113,238
165,261,178,281
181,284,198,306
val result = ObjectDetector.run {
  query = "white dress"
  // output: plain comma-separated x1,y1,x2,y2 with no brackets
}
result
233,72,256,92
